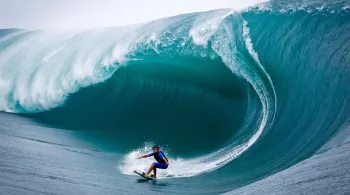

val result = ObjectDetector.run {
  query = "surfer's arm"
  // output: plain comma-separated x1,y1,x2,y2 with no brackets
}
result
137,153,154,159
163,157,169,165
137,154,149,159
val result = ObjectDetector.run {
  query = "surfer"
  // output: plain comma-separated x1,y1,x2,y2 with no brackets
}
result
137,146,169,178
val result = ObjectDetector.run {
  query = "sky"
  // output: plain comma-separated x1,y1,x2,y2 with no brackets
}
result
0,0,267,29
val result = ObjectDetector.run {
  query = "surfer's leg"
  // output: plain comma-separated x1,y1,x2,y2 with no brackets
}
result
145,163,155,176
153,167,157,178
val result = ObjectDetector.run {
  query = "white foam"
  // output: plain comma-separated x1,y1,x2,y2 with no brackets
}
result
242,20,277,121
119,142,258,179
249,0,350,13
0,28,138,112
190,10,234,46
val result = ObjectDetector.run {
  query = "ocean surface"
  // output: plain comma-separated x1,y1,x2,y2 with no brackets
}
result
0,0,349,194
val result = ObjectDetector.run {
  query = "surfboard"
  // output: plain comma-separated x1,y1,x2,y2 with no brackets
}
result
134,170,155,180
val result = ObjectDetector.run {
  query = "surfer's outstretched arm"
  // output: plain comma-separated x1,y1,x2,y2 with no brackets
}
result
137,154,149,159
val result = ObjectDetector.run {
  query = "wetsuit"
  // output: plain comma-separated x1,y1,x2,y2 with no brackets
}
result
148,151,169,169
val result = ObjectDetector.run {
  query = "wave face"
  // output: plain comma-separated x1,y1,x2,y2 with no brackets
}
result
0,0,350,193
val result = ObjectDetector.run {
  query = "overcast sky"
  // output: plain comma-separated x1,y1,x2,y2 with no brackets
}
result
0,0,266,29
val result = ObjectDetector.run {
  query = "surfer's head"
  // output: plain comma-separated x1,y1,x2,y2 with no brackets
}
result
152,146,159,153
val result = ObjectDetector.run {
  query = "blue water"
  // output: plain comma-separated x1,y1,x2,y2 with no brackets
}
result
0,0,349,194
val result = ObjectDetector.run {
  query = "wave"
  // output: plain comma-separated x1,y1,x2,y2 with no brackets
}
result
0,9,275,178
0,0,349,189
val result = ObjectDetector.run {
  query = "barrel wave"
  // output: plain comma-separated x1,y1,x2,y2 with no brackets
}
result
0,0,349,194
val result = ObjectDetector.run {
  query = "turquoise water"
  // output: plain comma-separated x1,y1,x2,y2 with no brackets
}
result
0,1,349,194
